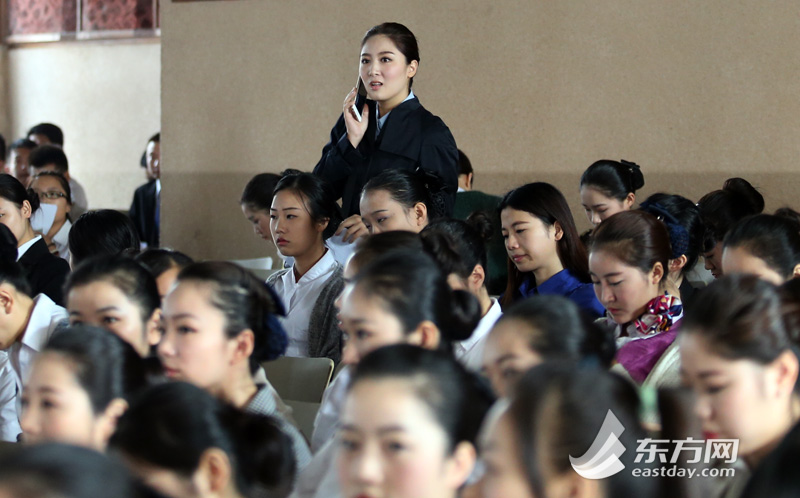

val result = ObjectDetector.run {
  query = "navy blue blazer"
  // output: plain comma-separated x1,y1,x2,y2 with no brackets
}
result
313,96,459,217
129,180,158,248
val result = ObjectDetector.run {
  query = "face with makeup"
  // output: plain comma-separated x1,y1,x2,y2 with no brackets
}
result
360,34,418,112
481,319,543,398
360,189,427,235
589,249,663,325
338,284,409,366
580,187,634,227
721,246,789,286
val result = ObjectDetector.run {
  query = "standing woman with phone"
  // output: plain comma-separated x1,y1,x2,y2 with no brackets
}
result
313,22,459,242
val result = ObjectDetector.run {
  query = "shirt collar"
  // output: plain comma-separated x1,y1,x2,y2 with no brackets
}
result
285,248,337,286
51,220,72,247
376,90,415,134
20,295,60,352
461,299,503,351
16,235,42,261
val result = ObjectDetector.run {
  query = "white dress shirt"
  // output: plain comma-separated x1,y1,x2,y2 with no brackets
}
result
311,366,351,453
0,294,68,441
272,249,338,357
68,178,88,220
51,219,72,261
455,298,503,372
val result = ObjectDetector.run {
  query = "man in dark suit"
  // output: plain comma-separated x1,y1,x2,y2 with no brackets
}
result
129,133,160,248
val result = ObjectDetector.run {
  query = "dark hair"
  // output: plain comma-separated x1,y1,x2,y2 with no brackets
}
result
639,193,705,274
27,123,64,146
580,159,645,201
683,274,799,364
0,173,41,213
240,173,282,212
351,345,494,452
0,443,163,498
723,214,800,281
421,217,491,283
110,382,296,497
361,22,419,89
273,172,343,240
352,249,481,350
68,210,141,267
148,132,160,144
135,248,194,280
32,170,73,206
65,255,160,325
41,325,148,413
29,145,69,173
0,223,31,297
508,363,656,497
589,210,672,280
497,295,615,368
498,182,589,306
10,137,37,152
349,231,423,275
177,262,288,369
698,177,764,251
457,149,473,177
362,168,449,221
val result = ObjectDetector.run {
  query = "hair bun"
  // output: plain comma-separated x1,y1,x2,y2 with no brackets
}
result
619,159,645,191
722,178,764,214
466,210,494,243
445,289,482,342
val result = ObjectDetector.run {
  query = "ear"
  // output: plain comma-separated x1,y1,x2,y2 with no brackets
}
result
316,216,330,234
95,398,128,450
406,320,442,350
406,59,418,79
668,255,688,275
20,200,32,219
145,308,163,347
650,262,665,286
769,349,799,399
552,221,564,241
194,448,233,495
413,202,428,227
0,288,14,315
231,329,255,366
61,171,71,182
469,264,486,292
623,192,636,209
466,173,474,190
444,441,477,489
792,263,800,280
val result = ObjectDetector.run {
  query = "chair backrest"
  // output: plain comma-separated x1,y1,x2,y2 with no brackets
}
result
262,356,335,404
230,256,274,271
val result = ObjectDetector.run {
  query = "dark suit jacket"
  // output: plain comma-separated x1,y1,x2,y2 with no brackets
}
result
18,238,70,306
129,180,158,248
313,96,459,217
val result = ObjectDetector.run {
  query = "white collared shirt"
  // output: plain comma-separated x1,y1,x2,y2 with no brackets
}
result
456,298,503,372
272,249,338,357
16,235,42,261
375,90,415,138
51,219,72,261
0,294,68,441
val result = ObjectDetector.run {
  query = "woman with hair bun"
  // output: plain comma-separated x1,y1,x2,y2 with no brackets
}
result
722,213,800,285
314,22,458,241
267,172,345,362
579,159,645,227
698,177,764,279
158,261,311,471
0,174,69,305
359,168,448,235
589,210,682,387
499,182,604,318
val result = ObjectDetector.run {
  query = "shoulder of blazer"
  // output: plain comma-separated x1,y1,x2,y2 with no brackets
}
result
18,238,50,266
378,97,455,157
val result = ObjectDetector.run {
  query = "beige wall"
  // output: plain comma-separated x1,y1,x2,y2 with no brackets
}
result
6,39,160,210
161,0,800,260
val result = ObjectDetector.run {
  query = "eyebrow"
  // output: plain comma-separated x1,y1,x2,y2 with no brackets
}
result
340,423,407,435
269,207,301,212
510,221,528,228
169,313,199,320
361,51,396,57
495,353,517,366
368,209,389,216
96,306,120,313
589,272,623,278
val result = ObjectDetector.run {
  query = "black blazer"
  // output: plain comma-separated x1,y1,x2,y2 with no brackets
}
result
18,238,70,306
129,180,159,248
313,96,459,217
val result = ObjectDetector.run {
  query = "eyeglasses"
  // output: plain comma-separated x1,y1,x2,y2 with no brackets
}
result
36,191,68,201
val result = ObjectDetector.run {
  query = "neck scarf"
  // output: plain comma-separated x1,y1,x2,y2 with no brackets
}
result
630,293,683,338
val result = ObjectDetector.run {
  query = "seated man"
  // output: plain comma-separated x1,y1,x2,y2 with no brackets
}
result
26,123,63,148
6,139,36,186
28,145,88,219
129,133,160,248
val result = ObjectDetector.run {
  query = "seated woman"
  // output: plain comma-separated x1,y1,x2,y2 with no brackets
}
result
266,172,344,362
697,177,764,279
64,256,162,358
0,175,69,305
338,345,493,498
30,171,72,261
158,261,311,471
499,182,604,318
421,217,503,371
0,230,67,441
110,382,297,498
20,325,147,450
480,363,658,498
68,209,141,268
359,168,448,235
589,210,681,387
639,193,706,307
481,295,615,398
681,275,800,497
579,159,644,227
135,248,194,301
721,213,800,285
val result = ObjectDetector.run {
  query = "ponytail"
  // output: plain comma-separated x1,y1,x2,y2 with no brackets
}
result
580,159,645,201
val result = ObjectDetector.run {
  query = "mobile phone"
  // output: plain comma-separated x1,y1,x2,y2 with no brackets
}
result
351,76,368,122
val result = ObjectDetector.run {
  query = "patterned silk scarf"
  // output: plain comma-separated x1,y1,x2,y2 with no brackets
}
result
630,293,683,338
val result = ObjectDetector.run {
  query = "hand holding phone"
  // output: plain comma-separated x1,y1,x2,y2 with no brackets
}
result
351,76,368,122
